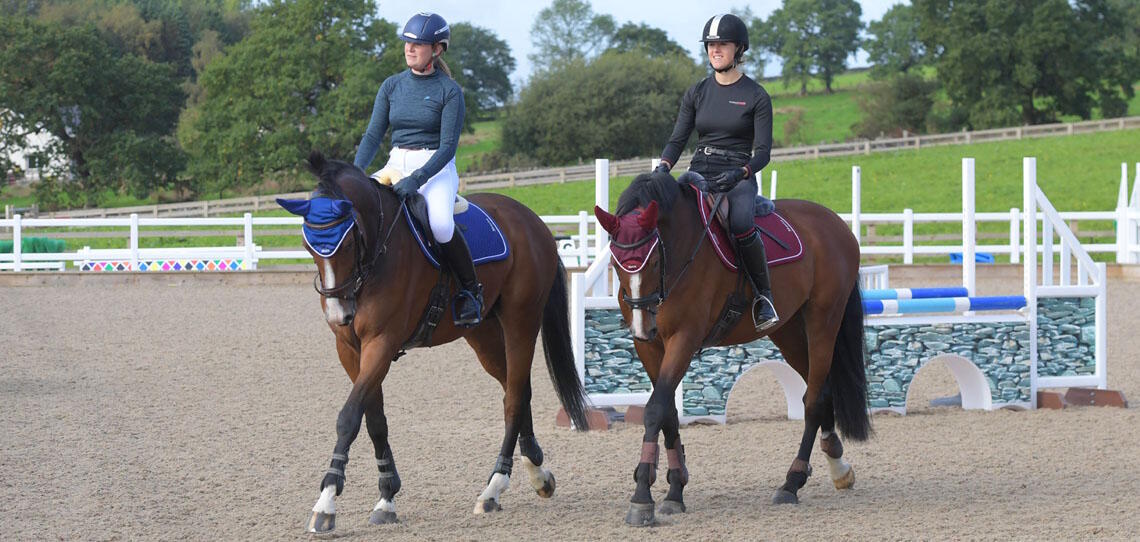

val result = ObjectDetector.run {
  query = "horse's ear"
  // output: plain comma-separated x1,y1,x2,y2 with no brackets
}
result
328,199,353,217
594,205,619,234
277,198,311,217
638,201,659,229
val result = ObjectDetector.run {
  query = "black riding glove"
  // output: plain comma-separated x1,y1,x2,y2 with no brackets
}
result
393,176,420,200
653,162,671,175
708,167,747,192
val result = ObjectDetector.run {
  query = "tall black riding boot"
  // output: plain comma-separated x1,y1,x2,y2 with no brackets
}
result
737,229,779,331
439,228,484,327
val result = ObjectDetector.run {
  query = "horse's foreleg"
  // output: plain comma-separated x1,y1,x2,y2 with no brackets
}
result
658,406,688,516
307,339,396,533
364,392,401,525
627,337,693,527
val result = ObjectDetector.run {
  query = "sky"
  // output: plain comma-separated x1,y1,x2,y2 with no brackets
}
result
372,0,907,86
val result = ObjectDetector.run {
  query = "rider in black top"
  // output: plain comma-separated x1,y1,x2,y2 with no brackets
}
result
655,13,778,331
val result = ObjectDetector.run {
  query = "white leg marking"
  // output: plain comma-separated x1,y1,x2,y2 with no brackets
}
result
372,498,396,514
321,259,349,324
521,456,550,492
474,472,511,513
821,432,852,480
313,485,337,514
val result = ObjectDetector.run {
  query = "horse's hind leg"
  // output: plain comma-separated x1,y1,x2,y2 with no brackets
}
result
364,393,401,524
769,309,837,505
464,314,546,513
818,392,855,490
517,400,556,498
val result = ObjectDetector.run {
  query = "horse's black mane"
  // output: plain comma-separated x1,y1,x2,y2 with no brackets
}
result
306,151,384,199
615,171,683,215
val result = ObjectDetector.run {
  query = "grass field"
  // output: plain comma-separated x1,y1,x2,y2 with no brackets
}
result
480,127,1140,216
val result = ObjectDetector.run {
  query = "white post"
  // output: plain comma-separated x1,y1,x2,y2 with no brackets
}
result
962,158,976,296
577,210,589,267
594,159,610,296
243,213,255,270
130,213,140,271
1116,164,1128,263
12,214,21,272
769,170,778,200
570,273,586,383
903,208,914,264
1009,208,1020,264
1023,157,1038,409
1095,262,1108,390
1042,211,1053,287
851,166,861,244
1133,163,1140,264
756,170,763,197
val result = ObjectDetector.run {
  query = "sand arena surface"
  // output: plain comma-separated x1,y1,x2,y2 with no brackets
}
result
2,273,1138,540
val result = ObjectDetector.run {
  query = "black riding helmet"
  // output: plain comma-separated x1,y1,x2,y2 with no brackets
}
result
700,14,749,69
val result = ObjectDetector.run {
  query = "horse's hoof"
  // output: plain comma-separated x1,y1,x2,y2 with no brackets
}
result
771,489,799,505
536,472,555,498
625,501,656,526
473,499,502,514
306,511,335,533
369,509,399,525
658,499,686,515
832,465,855,490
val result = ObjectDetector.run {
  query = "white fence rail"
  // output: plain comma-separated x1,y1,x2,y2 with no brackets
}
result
4,159,1139,272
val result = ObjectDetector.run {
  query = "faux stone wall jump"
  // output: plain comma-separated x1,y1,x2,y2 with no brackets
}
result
582,297,1097,418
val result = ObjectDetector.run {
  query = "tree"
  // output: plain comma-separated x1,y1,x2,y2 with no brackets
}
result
851,73,938,138
528,0,615,72
865,3,924,77
502,51,703,164
606,22,689,60
448,23,515,117
759,0,862,94
735,7,768,77
915,0,1137,127
0,17,185,205
179,0,404,196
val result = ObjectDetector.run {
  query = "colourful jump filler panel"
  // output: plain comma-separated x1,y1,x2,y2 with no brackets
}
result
80,259,248,272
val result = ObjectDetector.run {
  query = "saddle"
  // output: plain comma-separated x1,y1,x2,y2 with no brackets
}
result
679,180,804,272
371,167,469,213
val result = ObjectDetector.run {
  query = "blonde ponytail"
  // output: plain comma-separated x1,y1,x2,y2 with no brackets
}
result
433,56,452,78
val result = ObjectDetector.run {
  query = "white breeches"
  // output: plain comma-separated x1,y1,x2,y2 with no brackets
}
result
379,148,459,243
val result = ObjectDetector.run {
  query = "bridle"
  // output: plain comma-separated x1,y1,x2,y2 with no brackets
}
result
311,185,405,301
617,192,726,314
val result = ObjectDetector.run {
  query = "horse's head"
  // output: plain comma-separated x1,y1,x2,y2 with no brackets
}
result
278,151,394,327
594,171,681,341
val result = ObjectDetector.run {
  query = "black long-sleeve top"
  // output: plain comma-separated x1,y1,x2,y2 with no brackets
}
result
659,74,773,175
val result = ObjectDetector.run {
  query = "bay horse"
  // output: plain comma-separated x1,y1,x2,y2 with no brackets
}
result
279,152,590,533
593,171,872,526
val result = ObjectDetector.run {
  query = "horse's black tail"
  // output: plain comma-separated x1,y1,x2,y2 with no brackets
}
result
829,285,873,442
541,260,592,431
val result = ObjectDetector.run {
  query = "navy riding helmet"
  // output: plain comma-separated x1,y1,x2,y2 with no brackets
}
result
400,12,450,51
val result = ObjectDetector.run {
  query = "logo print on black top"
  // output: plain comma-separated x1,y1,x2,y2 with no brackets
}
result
729,100,746,106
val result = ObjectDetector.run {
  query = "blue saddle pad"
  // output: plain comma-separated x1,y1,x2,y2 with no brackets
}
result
404,201,510,268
